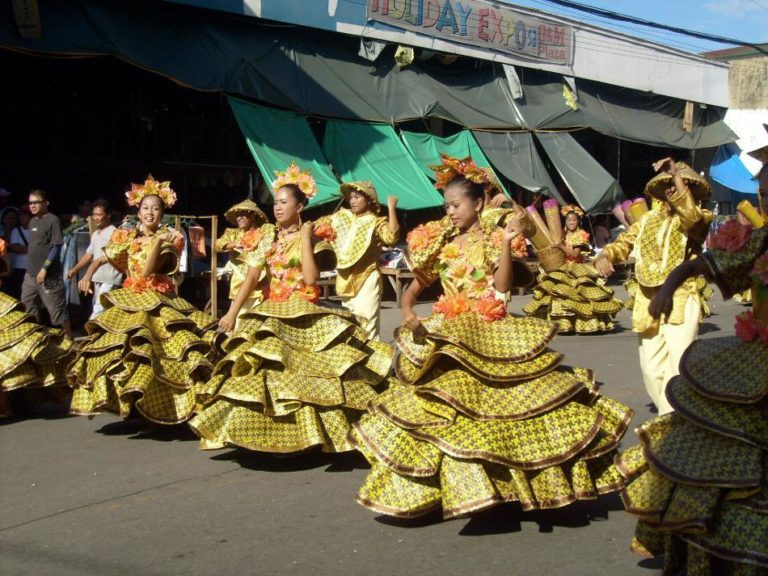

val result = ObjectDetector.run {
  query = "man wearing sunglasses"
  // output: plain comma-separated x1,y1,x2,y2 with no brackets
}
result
21,189,70,337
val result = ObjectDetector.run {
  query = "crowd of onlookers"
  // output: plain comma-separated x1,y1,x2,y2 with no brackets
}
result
0,187,129,337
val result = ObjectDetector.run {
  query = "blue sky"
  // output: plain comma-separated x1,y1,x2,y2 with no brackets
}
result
505,0,768,53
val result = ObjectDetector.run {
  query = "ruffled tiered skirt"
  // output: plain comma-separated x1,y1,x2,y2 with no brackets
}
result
523,262,622,333
68,288,220,424
0,291,73,392
189,298,393,454
618,336,768,575
349,312,634,519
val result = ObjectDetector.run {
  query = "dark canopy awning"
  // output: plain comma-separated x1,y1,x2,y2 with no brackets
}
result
0,0,736,148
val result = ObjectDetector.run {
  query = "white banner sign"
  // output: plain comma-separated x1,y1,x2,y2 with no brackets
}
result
367,0,573,64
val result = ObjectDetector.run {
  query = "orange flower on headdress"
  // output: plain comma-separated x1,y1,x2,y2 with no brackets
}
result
430,154,489,191
272,161,317,199
126,175,177,208
0,237,7,257
560,204,584,218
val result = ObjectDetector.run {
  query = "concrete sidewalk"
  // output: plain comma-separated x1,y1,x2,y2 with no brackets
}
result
0,287,741,576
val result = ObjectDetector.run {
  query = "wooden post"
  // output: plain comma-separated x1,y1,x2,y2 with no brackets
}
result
173,215,181,290
210,215,218,319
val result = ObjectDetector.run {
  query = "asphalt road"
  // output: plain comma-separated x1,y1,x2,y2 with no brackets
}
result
1,285,741,576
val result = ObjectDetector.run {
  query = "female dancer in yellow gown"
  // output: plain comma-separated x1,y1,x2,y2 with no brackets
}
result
349,156,634,519
68,177,220,424
190,163,392,454
0,238,73,418
524,204,622,333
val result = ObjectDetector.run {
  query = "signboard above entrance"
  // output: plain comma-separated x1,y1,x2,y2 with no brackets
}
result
367,0,574,64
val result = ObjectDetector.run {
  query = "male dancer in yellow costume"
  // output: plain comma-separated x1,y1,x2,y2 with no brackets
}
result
595,158,712,414
315,182,399,339
215,199,267,326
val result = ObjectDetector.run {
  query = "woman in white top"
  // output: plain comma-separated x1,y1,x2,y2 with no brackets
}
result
6,208,29,299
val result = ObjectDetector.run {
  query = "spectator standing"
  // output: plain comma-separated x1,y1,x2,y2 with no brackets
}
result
6,208,29,298
21,189,71,336
66,200,123,318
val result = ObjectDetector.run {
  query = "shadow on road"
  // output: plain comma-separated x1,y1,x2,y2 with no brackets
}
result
208,447,369,473
96,419,197,442
698,321,721,335
372,492,627,536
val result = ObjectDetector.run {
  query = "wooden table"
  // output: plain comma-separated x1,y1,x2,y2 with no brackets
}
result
380,267,415,307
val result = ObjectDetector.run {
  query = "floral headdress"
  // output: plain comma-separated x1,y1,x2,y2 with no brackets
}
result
272,161,317,199
126,175,177,208
430,154,491,192
560,204,584,218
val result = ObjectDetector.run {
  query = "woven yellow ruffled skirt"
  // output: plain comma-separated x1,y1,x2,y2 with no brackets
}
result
523,262,622,334
618,336,768,575
189,298,393,454
68,288,220,424
349,312,634,519
0,291,74,393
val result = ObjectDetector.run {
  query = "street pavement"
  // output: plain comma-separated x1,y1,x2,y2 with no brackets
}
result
0,285,741,576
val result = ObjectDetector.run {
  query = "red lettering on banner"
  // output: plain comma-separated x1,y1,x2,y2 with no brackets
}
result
554,26,565,46
490,10,504,43
538,44,565,59
478,8,489,41
372,0,390,15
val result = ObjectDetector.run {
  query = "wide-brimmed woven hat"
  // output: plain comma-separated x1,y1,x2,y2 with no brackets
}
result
644,162,711,202
340,181,381,213
224,199,268,225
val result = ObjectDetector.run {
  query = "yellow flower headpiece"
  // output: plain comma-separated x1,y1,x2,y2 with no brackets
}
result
126,175,177,208
560,204,584,218
430,154,491,191
272,161,317,199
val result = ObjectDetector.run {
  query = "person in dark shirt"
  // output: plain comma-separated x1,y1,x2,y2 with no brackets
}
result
20,189,70,336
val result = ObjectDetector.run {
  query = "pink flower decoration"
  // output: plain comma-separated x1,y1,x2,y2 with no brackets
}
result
734,311,759,343
710,220,751,252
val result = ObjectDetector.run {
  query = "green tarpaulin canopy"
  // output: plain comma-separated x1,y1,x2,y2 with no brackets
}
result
228,97,339,207
322,121,444,210
471,131,561,201
400,130,509,197
535,132,624,213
